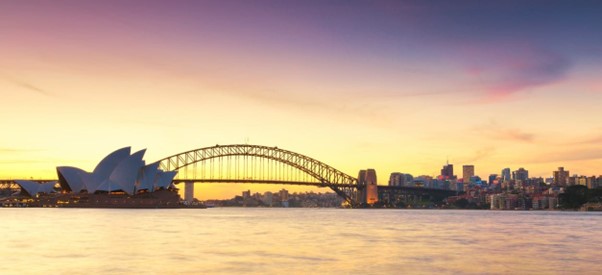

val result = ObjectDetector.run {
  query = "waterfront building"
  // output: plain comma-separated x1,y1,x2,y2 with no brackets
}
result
512,168,529,182
14,181,56,197
279,189,289,207
462,165,475,182
490,194,506,210
262,192,273,206
10,147,184,208
55,147,176,195
548,197,558,209
553,167,569,186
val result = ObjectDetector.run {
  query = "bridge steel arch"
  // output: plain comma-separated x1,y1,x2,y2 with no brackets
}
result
157,144,362,207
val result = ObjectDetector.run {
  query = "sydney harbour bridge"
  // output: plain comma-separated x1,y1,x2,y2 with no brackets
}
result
1,144,457,207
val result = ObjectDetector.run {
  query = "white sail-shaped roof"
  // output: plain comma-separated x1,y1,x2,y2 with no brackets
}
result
96,179,117,192
137,162,160,191
57,166,89,193
15,180,56,197
92,146,131,183
55,147,177,195
38,182,56,194
108,149,146,195
155,171,177,189
15,180,40,197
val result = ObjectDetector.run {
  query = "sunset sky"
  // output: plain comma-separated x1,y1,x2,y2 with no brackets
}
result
1,1,602,199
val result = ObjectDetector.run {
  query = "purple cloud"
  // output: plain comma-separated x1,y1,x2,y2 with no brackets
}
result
461,42,571,101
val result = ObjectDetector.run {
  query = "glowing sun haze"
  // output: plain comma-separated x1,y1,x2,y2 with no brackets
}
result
1,0,602,199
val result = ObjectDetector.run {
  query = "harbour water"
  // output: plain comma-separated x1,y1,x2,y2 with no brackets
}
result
1,208,601,274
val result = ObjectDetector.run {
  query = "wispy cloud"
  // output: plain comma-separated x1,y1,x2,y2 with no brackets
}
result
462,43,571,102
527,148,602,164
476,119,535,142
566,133,602,145
495,129,534,142
1,74,52,96
458,146,496,163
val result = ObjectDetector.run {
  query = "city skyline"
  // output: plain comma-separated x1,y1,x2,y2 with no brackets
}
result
2,1,602,199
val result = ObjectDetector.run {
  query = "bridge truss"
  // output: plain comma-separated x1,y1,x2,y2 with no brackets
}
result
157,144,362,207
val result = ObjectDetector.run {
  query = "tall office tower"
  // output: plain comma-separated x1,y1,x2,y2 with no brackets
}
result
365,169,378,205
463,165,475,182
553,167,569,186
489,174,498,184
512,168,529,182
441,163,454,179
501,168,511,182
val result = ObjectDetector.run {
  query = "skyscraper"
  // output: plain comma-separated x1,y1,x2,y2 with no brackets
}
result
463,165,475,182
441,163,454,179
501,168,511,182
512,168,529,182
553,167,569,186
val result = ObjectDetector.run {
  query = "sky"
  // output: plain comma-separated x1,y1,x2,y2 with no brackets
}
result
1,0,602,199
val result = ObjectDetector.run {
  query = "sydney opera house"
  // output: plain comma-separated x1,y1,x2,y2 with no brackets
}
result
9,147,183,207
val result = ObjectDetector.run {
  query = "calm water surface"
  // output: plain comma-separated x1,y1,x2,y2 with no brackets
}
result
1,208,601,274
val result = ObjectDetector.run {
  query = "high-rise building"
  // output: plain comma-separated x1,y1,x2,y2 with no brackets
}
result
512,168,529,182
501,168,511,182
489,174,498,184
389,172,401,186
553,167,569,186
587,176,596,189
463,165,475,182
388,172,413,187
365,169,378,205
441,163,454,179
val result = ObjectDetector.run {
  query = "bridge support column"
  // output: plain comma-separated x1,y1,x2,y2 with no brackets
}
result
184,181,194,203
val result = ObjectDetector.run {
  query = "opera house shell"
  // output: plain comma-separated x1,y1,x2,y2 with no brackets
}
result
14,180,56,197
56,147,177,195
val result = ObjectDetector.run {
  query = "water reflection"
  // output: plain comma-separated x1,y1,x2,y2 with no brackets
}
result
1,209,600,274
